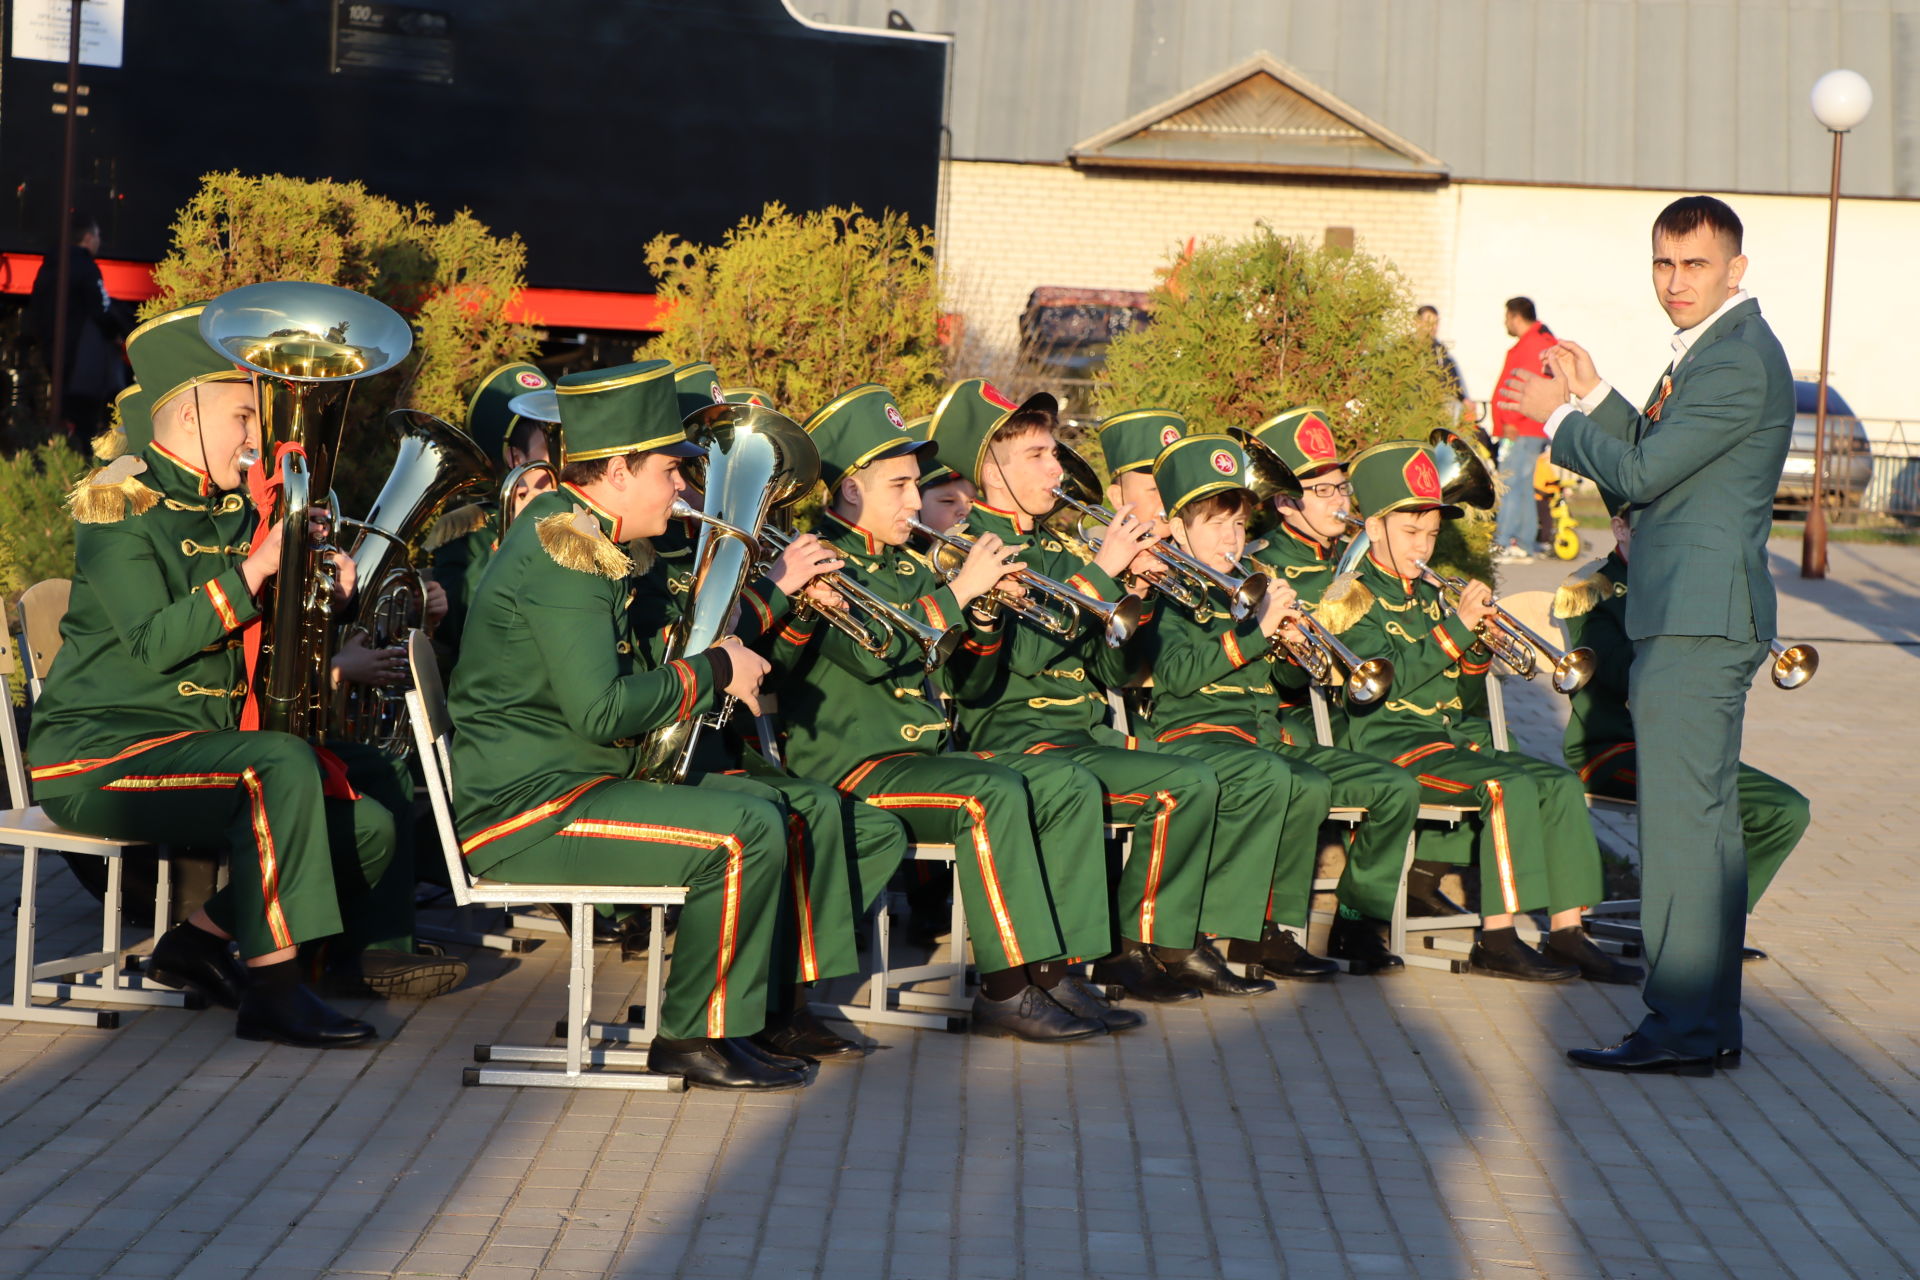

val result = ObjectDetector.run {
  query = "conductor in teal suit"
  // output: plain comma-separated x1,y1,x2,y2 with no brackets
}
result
1500,196,1794,1076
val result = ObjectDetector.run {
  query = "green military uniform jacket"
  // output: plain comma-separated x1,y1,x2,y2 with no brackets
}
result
949,502,1140,749
1556,551,1635,772
1249,523,1348,734
1143,586,1307,751
29,445,262,799
1322,552,1493,761
448,485,736,874
774,512,981,787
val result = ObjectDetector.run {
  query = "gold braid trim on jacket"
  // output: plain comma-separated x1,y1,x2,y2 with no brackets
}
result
423,502,491,551
1553,559,1615,619
537,507,632,579
1314,572,1373,636
68,456,161,524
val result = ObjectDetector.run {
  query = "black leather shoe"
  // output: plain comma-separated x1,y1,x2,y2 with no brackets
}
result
970,985,1105,1042
1406,860,1472,917
1049,974,1146,1031
1716,1048,1743,1069
1741,946,1767,963
1090,948,1202,1004
148,923,250,1010
1469,932,1579,982
754,1007,866,1062
235,983,377,1048
1326,915,1405,976
1162,941,1276,996
1568,1031,1716,1077
732,1035,810,1072
647,1036,807,1090
353,948,469,1000
1258,924,1339,981
1543,927,1644,985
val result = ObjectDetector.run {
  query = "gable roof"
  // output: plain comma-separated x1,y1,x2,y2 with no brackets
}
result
1068,51,1446,180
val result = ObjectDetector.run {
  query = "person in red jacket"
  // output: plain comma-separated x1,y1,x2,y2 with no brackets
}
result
1490,297,1555,561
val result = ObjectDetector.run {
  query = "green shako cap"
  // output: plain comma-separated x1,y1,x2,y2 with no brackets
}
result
672,361,727,421
1099,409,1187,476
927,378,1056,489
803,384,931,485
465,361,551,462
1245,407,1341,478
554,360,700,464
107,383,154,455
904,414,959,489
127,303,250,429
1153,433,1255,518
1349,439,1461,519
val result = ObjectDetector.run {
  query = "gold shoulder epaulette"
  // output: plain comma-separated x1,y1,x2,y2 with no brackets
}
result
68,455,160,524
423,502,492,552
1552,558,1616,619
537,506,631,579
625,536,658,577
90,423,128,461
1245,537,1269,557
1314,571,1374,635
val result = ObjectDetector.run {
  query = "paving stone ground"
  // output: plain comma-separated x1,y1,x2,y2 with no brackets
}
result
2,536,1917,1280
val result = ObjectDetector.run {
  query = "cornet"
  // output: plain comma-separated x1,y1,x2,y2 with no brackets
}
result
1770,638,1818,690
909,518,1142,647
1416,559,1597,694
758,525,962,670
1049,485,1270,620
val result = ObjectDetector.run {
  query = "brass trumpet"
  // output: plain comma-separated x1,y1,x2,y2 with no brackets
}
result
1278,606,1395,707
1770,638,1818,690
758,525,962,670
1049,484,1270,620
1416,559,1597,694
909,518,1142,647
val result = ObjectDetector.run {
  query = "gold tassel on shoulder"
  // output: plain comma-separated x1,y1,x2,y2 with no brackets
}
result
68,455,160,524
1313,572,1374,635
91,423,128,461
423,502,492,552
1552,559,1615,619
538,506,631,579
624,537,658,577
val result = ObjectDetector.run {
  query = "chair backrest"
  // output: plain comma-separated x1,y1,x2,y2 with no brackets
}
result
17,578,72,703
405,629,474,906
0,629,28,807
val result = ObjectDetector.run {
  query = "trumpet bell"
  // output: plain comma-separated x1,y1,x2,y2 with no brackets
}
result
1346,657,1395,707
1551,646,1599,695
1101,595,1145,646
1055,442,1105,506
199,281,413,382
1771,642,1818,690
1427,425,1500,511
1230,429,1303,500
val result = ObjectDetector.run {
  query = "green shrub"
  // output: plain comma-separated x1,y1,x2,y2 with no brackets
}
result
146,171,539,512
1,442,85,705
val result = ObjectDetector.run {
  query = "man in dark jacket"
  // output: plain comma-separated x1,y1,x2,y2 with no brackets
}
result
29,210,132,453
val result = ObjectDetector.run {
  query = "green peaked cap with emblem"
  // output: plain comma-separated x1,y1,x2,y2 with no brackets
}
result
1100,409,1187,476
1152,433,1255,518
1246,407,1341,478
803,384,932,485
465,361,552,463
96,382,153,457
126,302,251,429
672,362,727,421
1349,439,1462,519
905,413,959,489
927,378,1056,489
554,360,702,464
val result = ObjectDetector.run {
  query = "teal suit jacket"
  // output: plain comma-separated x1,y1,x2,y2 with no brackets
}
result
1550,297,1793,642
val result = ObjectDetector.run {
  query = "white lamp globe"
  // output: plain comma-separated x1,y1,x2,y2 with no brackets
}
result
1811,69,1873,132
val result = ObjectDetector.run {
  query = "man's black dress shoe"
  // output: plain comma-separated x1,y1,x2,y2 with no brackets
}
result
1227,923,1339,981
970,985,1105,1042
647,1036,807,1089
1468,930,1579,982
1543,927,1644,985
1162,941,1277,996
733,1035,810,1072
1406,860,1472,917
1089,948,1202,1004
754,1006,865,1062
1325,916,1405,976
1567,1031,1716,1077
236,983,377,1048
1049,973,1146,1031
1741,946,1767,963
147,923,249,1009
1716,1048,1743,1069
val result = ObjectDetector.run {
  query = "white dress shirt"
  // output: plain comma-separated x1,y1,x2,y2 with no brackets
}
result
1543,289,1753,438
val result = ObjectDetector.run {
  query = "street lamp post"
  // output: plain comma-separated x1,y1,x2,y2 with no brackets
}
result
1802,69,1873,580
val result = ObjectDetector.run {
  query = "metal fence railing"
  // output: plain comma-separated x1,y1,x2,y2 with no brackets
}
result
1861,420,1920,522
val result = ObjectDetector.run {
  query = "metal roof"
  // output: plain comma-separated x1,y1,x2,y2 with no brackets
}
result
806,0,1919,198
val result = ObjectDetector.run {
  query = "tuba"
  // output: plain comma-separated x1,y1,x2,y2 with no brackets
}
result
200,282,413,739
635,403,820,782
329,410,493,755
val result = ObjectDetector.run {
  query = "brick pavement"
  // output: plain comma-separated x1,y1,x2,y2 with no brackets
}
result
1,536,1916,1279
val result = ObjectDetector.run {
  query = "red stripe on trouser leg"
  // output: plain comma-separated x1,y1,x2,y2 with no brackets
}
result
1136,790,1176,944
785,813,818,983
240,767,295,950
865,793,1023,966
1483,779,1521,915
1578,740,1636,784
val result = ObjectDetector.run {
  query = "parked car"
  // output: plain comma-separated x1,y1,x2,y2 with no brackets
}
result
1776,381,1871,511
1014,286,1152,420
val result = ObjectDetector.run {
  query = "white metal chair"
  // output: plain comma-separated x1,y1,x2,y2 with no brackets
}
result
404,630,688,1090
1,611,196,1027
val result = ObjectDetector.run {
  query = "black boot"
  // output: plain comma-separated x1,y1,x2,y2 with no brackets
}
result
147,922,249,1009
1243,922,1339,981
235,963,376,1048
1326,915,1405,976
1089,945,1201,1004
1406,860,1471,917
647,1036,808,1090
1160,940,1276,996
1048,973,1146,1031
1468,926,1578,982
970,985,1105,1042
1542,927,1644,984
755,1005,866,1062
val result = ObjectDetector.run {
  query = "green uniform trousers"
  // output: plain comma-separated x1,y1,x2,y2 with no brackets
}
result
1577,745,1805,914
39,731,385,959
478,774,787,1042
1396,742,1604,918
1020,741,1215,948
1629,635,1769,1058
1149,735,1307,939
1284,742,1423,924
332,740,421,954
839,751,1110,971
